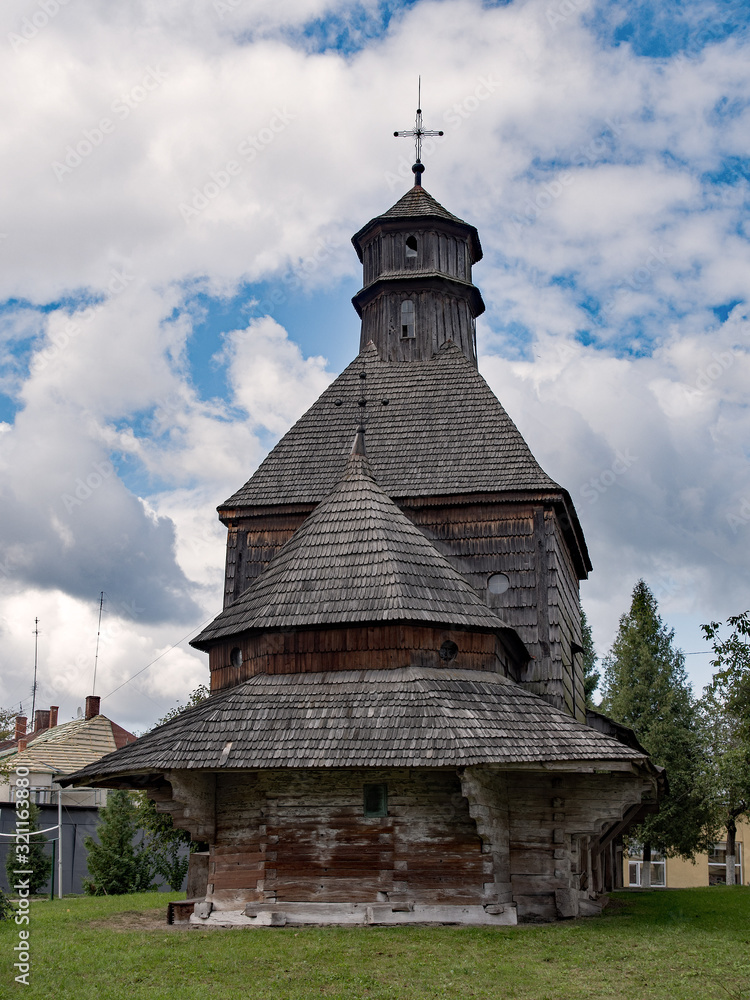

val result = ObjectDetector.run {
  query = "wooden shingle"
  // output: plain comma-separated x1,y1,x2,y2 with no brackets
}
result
194,447,512,646
221,342,564,511
60,667,648,783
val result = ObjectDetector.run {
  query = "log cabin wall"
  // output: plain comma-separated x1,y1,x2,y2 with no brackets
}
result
546,511,586,721
220,495,583,716
208,769,489,911
208,625,513,692
504,770,655,921
403,499,583,718
357,287,477,364
222,508,311,609
354,220,483,365
362,228,471,288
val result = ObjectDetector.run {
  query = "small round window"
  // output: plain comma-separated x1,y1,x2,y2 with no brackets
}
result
230,647,243,667
439,640,458,662
488,573,510,595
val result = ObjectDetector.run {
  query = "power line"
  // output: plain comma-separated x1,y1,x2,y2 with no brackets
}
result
102,616,214,700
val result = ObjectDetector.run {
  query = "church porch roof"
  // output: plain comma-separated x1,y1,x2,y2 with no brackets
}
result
193,446,512,646
59,667,649,784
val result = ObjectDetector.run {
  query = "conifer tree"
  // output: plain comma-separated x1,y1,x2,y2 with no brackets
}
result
581,606,599,707
5,802,51,896
600,580,714,883
83,790,154,895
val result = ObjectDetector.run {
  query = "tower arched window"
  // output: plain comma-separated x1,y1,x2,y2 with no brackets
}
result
405,235,418,259
400,299,415,339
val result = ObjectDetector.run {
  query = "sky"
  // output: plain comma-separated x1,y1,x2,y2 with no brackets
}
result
0,0,748,734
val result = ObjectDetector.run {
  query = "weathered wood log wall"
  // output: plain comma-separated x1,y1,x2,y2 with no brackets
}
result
154,765,653,920
405,499,585,721
358,288,477,364
209,625,516,692
503,769,655,920
221,495,585,719
207,769,487,911
223,508,311,608
362,229,470,287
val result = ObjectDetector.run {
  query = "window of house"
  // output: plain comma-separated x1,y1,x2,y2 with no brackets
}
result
363,783,388,817
230,647,243,668
405,235,418,258
627,847,666,887
400,299,415,339
708,843,743,885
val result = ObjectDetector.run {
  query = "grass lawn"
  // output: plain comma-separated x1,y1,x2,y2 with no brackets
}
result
1,888,749,999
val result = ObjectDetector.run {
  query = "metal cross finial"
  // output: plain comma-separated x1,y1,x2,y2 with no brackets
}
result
393,77,443,186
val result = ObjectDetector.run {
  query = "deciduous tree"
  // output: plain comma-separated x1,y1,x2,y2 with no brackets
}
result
701,612,750,885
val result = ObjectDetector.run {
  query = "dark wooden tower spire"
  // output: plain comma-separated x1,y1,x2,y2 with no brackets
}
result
351,186,485,365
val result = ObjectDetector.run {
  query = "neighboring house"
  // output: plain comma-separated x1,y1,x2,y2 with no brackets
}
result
0,695,136,893
625,817,748,887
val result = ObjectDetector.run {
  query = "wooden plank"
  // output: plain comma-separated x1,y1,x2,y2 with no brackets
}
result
509,850,555,876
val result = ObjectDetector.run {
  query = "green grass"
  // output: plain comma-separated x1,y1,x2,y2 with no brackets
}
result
1,888,749,999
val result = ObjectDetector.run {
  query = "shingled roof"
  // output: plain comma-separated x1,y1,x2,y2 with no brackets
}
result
223,342,562,510
194,446,511,646
352,185,482,262
60,667,647,785
379,186,466,223
0,715,136,777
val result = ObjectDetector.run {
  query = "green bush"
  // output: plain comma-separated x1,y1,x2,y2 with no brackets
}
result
83,790,155,895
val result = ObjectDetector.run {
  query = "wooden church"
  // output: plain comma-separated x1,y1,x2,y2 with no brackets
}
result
65,162,660,925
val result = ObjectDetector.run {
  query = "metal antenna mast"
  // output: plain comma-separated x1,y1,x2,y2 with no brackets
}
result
393,76,444,186
31,617,39,721
92,591,105,696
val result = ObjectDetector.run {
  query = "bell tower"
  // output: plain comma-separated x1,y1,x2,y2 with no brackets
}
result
351,185,485,365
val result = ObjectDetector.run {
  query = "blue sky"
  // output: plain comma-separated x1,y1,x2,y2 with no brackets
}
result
0,0,748,731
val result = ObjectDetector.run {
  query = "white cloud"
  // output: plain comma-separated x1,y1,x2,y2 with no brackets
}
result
1,0,749,723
